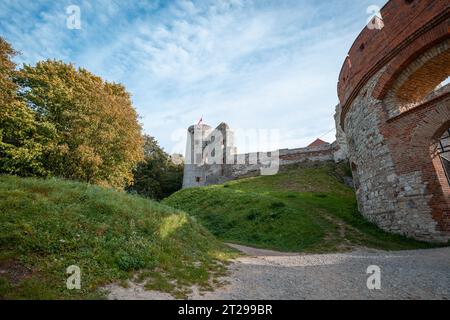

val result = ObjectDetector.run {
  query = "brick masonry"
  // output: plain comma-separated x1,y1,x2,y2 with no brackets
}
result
183,0,450,243
338,0,449,125
339,0,450,242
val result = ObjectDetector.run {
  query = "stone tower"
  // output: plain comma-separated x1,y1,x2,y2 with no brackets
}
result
182,122,236,188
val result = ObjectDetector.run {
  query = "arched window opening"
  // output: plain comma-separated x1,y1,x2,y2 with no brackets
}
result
383,41,450,118
396,49,450,104
384,39,450,116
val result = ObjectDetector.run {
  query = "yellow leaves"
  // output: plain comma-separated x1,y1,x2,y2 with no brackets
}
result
75,144,103,168
0,37,19,108
15,60,144,189
56,143,69,155
1,38,144,188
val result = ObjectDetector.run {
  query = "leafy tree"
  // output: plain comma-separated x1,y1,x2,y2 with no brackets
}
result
0,37,55,176
16,60,144,189
0,37,16,107
128,135,183,200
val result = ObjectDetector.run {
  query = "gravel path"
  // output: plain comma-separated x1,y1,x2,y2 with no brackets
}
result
107,245,450,300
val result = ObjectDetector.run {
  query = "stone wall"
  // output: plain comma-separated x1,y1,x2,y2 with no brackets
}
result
338,0,450,242
333,104,349,162
182,125,339,188
229,144,335,179
344,69,450,242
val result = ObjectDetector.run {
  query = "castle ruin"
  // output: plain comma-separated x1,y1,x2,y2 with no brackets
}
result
183,119,347,188
183,0,450,243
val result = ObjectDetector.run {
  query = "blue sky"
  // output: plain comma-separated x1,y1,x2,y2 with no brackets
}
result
0,0,387,154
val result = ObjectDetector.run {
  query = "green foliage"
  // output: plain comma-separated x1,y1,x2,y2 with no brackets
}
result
0,176,234,299
0,100,56,177
14,60,144,189
0,37,55,177
128,135,183,200
0,37,17,107
164,162,441,252
1,37,144,189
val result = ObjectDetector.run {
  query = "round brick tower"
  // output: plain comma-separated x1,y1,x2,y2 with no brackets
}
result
338,0,450,242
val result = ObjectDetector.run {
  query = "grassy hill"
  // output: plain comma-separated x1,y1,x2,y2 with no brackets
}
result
164,162,440,253
0,176,235,299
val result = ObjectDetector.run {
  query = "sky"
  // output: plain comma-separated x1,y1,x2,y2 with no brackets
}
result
0,0,388,155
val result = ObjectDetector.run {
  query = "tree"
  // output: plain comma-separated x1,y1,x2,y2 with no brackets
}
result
0,37,55,176
0,37,16,108
16,60,144,189
128,135,183,200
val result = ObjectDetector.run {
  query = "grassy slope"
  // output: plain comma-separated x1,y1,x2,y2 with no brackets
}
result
164,162,442,253
0,176,235,299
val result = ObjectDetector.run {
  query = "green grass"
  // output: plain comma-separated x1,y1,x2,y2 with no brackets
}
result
164,162,444,253
0,175,236,300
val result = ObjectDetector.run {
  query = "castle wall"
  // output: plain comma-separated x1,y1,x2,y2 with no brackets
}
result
338,0,448,122
333,104,348,163
183,137,337,188
344,70,450,243
182,164,207,188
229,145,335,179
338,0,450,242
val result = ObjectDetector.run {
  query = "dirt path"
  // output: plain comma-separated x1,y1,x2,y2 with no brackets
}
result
225,243,299,256
107,245,450,300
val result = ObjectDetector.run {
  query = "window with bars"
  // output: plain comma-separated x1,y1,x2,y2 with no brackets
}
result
438,129,450,185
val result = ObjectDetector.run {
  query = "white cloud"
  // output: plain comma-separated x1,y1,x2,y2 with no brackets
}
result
0,0,389,154
122,0,359,153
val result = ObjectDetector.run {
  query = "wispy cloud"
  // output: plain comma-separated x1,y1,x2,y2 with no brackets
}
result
0,0,387,153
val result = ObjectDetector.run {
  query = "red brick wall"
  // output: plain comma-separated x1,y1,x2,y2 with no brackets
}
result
380,94,450,232
338,0,450,128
